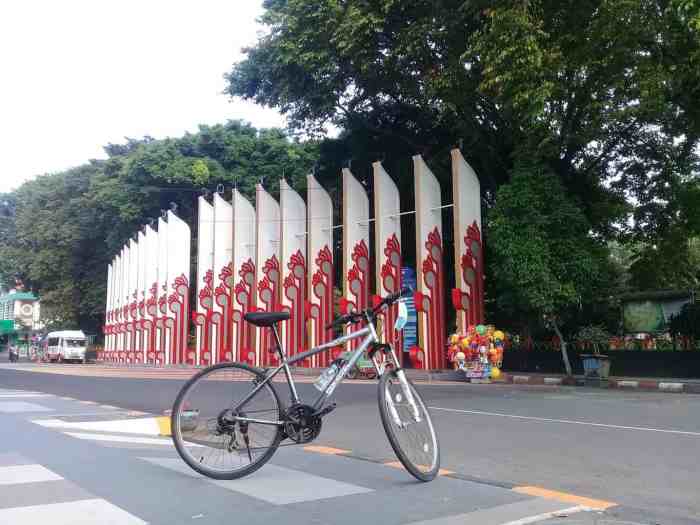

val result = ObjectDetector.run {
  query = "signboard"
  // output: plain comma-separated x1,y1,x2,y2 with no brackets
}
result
623,298,690,333
0,320,14,335
401,267,418,353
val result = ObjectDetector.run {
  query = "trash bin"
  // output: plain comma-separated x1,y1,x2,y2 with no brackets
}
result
580,354,611,385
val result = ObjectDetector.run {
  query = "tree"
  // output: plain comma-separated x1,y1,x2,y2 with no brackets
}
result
488,162,611,375
0,121,317,334
227,0,700,341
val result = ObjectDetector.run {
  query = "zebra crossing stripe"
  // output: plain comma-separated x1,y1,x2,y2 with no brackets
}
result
0,464,63,485
0,498,146,525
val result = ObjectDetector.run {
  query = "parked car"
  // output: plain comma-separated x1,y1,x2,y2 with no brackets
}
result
44,330,88,363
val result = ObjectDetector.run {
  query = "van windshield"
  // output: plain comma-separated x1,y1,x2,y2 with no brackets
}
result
65,339,86,347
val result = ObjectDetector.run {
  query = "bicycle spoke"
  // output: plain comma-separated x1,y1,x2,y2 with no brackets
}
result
172,364,282,478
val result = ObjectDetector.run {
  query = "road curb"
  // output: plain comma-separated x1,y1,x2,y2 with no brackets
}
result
500,373,699,394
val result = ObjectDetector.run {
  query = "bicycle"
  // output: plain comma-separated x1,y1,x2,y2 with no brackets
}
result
171,287,440,482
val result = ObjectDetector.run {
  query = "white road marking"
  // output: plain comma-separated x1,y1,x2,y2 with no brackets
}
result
406,499,588,525
501,505,588,525
0,498,145,524
63,432,181,446
0,401,52,413
141,457,372,504
430,406,700,436
0,393,52,398
32,417,161,435
0,464,63,485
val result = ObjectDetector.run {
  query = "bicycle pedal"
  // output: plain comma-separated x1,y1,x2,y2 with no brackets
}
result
312,403,336,419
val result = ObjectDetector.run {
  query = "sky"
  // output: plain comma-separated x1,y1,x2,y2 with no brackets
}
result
0,0,286,193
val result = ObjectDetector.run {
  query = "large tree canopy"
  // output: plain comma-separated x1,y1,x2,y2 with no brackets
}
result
227,0,700,330
0,121,317,333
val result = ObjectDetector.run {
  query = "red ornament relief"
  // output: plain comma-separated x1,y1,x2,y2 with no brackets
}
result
233,259,256,365
144,283,158,363
156,290,171,365
168,274,191,365
464,222,484,325
215,262,234,363
257,255,280,367
374,234,402,363
416,228,446,370
282,250,306,364
309,246,334,366
193,270,215,366
346,240,369,351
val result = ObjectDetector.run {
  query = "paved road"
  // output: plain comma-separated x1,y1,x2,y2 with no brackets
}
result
1,363,699,524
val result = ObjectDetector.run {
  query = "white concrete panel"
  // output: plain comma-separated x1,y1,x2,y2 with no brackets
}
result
196,197,214,363
280,179,307,355
156,217,170,360
232,189,256,279
342,168,370,314
213,193,233,360
231,189,257,363
255,184,281,366
306,174,334,362
167,211,191,364
213,193,233,282
413,155,443,370
372,161,401,296
451,149,482,331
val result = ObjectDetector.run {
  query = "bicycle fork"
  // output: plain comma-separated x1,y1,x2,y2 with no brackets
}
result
374,345,422,428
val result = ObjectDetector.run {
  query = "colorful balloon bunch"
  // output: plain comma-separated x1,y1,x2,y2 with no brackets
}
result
448,324,507,379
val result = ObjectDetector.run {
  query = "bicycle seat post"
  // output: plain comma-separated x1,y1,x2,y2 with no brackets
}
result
271,325,284,360
270,324,300,404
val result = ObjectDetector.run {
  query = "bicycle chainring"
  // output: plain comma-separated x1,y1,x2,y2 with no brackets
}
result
283,403,322,444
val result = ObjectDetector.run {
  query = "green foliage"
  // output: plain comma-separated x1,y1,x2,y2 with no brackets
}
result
488,162,609,321
0,121,317,334
576,325,611,354
229,0,700,301
669,302,700,341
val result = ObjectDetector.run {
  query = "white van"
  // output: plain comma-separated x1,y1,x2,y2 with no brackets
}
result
45,330,88,363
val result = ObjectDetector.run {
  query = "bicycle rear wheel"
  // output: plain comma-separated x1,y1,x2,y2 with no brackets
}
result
378,369,440,481
171,362,283,479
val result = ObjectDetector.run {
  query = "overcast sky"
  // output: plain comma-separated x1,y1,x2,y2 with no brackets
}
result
0,0,285,193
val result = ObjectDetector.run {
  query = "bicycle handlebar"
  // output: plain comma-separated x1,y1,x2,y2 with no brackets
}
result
324,287,412,330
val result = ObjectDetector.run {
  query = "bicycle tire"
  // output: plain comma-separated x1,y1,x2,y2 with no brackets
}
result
378,369,440,482
171,362,284,480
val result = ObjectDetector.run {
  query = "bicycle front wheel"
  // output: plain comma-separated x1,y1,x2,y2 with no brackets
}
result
378,370,440,481
171,362,284,479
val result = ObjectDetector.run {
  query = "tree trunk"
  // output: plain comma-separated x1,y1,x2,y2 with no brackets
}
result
551,318,573,377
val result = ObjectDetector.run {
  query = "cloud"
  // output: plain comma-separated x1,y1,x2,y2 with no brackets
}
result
0,0,285,193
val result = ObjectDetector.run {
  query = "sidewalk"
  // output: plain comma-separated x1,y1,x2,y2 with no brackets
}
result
88,360,700,393
496,371,700,394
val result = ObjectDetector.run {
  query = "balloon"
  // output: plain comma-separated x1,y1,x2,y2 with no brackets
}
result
494,330,505,341
491,367,501,379
476,324,487,335
450,334,460,344
460,338,470,349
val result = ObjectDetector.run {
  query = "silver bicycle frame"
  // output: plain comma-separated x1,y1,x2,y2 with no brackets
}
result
230,320,381,422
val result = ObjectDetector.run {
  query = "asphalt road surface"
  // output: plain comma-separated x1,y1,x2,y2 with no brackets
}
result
1,363,699,524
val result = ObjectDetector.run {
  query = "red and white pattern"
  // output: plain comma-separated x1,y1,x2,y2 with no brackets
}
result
450,148,484,330
257,255,281,366
308,246,335,366
307,174,335,366
415,228,446,370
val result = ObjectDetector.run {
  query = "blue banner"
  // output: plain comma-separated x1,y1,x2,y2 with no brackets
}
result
401,267,418,353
